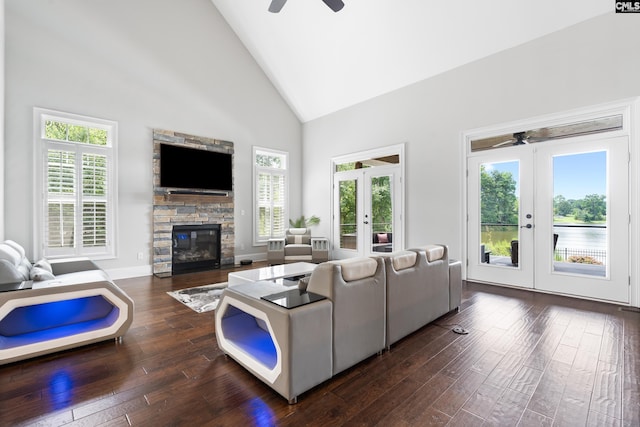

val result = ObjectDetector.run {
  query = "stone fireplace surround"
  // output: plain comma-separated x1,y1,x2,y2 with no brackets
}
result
152,129,234,277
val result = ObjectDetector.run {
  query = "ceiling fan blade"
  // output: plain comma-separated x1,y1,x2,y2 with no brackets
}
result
269,0,287,13
492,139,515,148
322,0,345,12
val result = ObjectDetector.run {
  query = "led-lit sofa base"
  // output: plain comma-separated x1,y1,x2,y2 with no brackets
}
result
0,279,134,365
0,240,134,365
215,281,333,404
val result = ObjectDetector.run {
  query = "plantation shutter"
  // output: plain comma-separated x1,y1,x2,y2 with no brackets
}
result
46,149,76,248
271,172,285,236
82,153,108,247
254,147,288,243
257,171,286,240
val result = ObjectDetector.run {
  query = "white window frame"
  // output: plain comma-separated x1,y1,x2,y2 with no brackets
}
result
33,108,118,260
253,147,289,245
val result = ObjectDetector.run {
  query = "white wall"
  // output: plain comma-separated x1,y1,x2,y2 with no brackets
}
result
0,0,5,241
303,13,640,263
4,0,302,276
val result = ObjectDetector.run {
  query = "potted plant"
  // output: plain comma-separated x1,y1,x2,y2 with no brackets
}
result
289,215,320,228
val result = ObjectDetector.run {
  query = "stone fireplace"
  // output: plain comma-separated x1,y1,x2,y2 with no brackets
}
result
152,130,234,277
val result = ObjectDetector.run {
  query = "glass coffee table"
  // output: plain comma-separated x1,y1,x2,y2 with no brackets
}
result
227,262,317,287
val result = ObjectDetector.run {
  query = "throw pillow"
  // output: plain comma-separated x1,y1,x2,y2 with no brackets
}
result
4,240,26,258
286,235,311,245
0,243,22,266
34,258,53,273
377,233,389,243
30,266,55,281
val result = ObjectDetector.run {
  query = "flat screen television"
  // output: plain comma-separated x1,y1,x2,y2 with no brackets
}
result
159,143,233,193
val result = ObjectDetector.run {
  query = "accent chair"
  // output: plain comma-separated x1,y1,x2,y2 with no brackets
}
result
267,228,329,265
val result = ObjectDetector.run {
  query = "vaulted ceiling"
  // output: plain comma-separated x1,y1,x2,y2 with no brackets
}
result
211,1,610,122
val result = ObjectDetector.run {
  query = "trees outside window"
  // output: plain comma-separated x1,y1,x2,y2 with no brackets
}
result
554,194,606,223
480,166,518,226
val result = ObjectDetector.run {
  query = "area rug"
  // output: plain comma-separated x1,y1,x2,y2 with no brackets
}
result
167,282,228,313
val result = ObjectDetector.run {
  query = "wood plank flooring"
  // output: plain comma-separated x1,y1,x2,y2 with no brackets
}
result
1,263,638,426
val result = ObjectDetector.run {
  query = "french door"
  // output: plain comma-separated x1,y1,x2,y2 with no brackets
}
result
332,165,402,258
467,136,629,303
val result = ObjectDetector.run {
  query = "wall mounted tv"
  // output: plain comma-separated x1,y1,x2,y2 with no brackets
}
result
159,143,233,193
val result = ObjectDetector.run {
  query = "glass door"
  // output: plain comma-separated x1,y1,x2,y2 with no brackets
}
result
333,166,401,258
534,136,629,303
333,171,361,258
467,147,535,288
467,136,630,303
367,170,396,255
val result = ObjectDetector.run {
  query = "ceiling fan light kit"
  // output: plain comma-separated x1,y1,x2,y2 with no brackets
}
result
269,0,345,13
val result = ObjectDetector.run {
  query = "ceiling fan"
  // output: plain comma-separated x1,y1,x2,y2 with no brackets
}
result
269,0,345,13
492,131,530,148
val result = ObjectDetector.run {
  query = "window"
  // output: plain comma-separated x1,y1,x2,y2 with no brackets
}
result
253,147,288,244
34,108,117,259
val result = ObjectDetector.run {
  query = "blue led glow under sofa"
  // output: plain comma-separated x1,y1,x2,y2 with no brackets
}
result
0,240,134,365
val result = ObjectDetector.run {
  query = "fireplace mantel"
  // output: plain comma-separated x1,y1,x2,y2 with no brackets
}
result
152,130,234,277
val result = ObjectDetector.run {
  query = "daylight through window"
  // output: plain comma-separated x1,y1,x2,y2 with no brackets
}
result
254,148,288,244
35,109,117,259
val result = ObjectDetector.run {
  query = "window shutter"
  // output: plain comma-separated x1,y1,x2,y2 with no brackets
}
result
82,153,108,247
46,149,76,248
272,173,285,236
253,147,288,243
257,172,272,239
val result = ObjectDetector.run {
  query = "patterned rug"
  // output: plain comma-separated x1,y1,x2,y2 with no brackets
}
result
167,282,228,313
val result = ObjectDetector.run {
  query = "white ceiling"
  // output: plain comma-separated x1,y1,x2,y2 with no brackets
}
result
211,0,610,122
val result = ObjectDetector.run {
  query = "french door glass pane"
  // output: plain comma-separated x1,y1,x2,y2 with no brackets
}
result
552,151,607,277
480,161,520,267
370,175,393,253
339,179,357,250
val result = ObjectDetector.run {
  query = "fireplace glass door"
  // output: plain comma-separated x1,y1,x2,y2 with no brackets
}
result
172,224,221,274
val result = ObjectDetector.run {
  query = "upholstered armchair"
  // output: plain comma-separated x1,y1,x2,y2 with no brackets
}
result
267,228,329,265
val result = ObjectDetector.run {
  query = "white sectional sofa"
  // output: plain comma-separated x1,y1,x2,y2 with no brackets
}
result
0,240,134,365
381,246,451,347
216,245,462,404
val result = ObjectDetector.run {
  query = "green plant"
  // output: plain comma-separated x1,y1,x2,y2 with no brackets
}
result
485,239,512,257
289,215,320,228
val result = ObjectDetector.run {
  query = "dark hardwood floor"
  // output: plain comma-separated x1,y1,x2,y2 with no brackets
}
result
1,262,638,426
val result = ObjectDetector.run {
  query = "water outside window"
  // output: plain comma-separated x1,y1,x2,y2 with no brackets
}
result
553,151,607,277
479,160,520,267
478,154,607,277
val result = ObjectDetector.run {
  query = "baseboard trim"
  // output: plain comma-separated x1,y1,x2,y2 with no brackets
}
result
105,252,267,280
107,265,152,280
234,252,267,265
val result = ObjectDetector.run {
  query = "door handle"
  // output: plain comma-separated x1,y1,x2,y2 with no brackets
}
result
364,221,369,225
520,224,533,229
